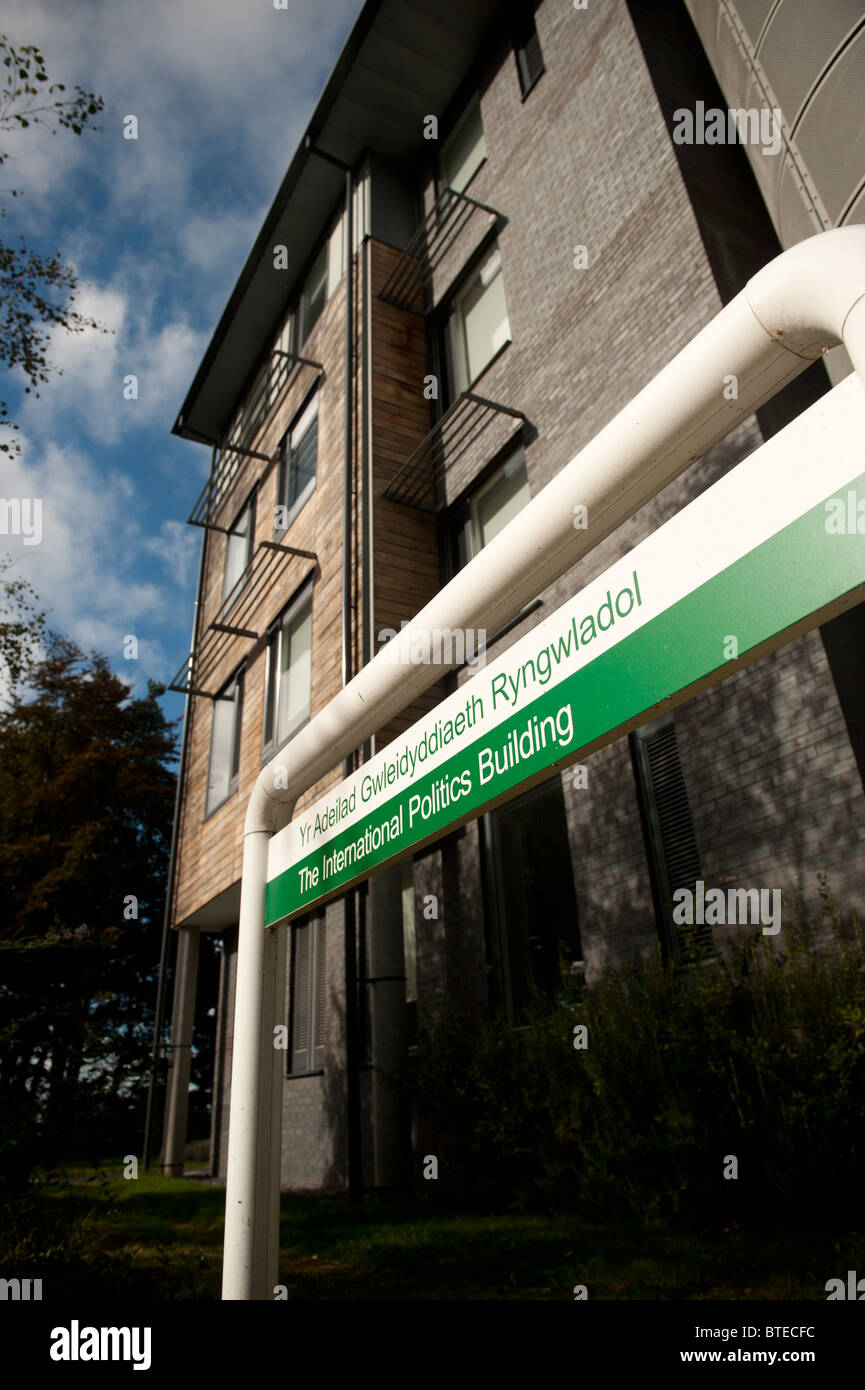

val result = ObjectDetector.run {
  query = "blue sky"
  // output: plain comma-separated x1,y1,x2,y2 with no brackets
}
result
0,0,361,727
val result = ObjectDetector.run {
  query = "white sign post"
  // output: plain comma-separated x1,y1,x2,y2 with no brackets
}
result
266,374,865,926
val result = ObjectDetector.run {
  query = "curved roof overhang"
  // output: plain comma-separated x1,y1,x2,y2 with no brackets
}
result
173,0,508,447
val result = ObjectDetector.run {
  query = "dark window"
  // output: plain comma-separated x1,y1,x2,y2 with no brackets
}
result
483,777,582,1020
269,315,295,409
440,242,511,400
205,669,244,816
630,714,708,961
448,448,530,576
299,243,327,345
401,860,418,1048
289,913,326,1074
439,97,486,194
275,392,317,535
222,491,255,607
511,4,544,98
262,581,313,758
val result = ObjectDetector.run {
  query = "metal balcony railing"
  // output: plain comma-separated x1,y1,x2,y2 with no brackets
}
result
382,391,527,512
378,186,504,315
187,349,323,530
167,537,317,698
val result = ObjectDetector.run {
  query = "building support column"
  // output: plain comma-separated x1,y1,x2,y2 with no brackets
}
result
162,925,200,1176
368,862,408,1190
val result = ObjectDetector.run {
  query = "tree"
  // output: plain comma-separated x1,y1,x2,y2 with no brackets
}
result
0,635,178,1163
0,553,47,694
0,35,106,455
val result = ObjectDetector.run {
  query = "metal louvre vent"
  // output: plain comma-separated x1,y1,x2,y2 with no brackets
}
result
729,0,778,46
314,918,327,1067
792,24,865,224
645,725,703,889
632,715,709,960
291,922,311,1075
756,0,863,130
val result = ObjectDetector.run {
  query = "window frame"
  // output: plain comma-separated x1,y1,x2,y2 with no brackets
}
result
439,95,487,196
274,389,318,538
261,578,314,762
511,3,545,100
288,911,327,1076
441,241,511,399
481,776,582,1021
448,446,530,577
298,242,328,347
204,666,245,819
222,488,256,610
268,314,296,411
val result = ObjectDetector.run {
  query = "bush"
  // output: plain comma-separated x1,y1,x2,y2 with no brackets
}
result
0,1168,161,1299
409,877,865,1228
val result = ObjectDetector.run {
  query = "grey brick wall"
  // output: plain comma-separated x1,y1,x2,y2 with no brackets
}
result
211,0,865,1194
280,894,349,1190
415,0,865,992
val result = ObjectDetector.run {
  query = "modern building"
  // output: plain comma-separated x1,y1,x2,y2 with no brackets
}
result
161,0,865,1190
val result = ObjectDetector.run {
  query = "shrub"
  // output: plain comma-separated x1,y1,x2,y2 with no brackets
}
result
409,878,865,1228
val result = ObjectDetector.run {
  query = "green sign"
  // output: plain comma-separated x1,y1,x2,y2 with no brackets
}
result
265,376,865,925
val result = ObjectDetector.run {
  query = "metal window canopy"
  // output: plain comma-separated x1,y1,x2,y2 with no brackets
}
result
167,538,317,698
187,349,324,530
378,185,504,315
221,228,865,1300
383,391,527,511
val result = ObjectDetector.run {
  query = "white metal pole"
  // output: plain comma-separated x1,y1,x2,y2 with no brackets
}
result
221,226,865,1298
222,829,273,1299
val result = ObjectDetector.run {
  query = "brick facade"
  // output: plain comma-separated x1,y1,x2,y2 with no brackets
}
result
169,0,865,1191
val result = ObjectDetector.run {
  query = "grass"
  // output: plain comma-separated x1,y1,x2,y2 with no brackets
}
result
17,1161,864,1300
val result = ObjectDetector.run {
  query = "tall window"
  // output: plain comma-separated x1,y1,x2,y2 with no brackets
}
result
206,670,244,816
630,714,708,962
299,243,327,345
275,391,317,535
401,860,418,1048
483,778,582,1020
440,97,486,194
222,491,255,606
511,4,545,98
268,316,295,410
443,243,511,397
289,912,326,1074
262,582,313,757
449,448,530,574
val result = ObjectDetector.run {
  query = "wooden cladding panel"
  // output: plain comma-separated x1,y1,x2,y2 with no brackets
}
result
173,280,350,928
369,241,445,750
173,241,450,927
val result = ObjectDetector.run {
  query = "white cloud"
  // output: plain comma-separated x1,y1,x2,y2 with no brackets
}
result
180,208,264,273
0,0,361,697
16,278,208,446
0,436,198,688
0,0,361,217
141,518,198,593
